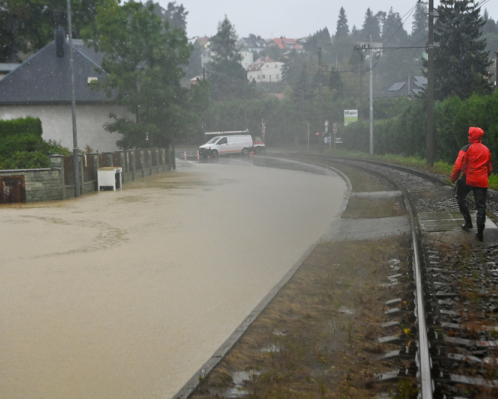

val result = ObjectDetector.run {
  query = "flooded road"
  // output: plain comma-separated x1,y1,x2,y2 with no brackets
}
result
0,157,347,399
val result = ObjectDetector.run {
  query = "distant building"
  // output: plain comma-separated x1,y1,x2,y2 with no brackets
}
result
196,36,210,48
269,38,303,53
239,36,268,53
201,49,212,68
198,36,253,71
247,57,284,83
386,75,427,98
239,51,254,70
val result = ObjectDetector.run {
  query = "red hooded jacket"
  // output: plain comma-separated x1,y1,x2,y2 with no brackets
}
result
451,127,492,188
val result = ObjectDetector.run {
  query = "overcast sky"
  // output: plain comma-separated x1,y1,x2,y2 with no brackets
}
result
155,0,498,39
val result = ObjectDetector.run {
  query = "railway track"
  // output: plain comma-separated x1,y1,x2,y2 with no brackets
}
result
288,154,498,399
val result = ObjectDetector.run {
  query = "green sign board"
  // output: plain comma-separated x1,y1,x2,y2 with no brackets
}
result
344,110,358,126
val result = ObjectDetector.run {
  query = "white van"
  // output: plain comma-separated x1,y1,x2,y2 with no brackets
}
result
199,135,253,157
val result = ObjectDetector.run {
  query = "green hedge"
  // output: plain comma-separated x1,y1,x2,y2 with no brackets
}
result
341,92,498,165
0,117,70,169
0,117,43,139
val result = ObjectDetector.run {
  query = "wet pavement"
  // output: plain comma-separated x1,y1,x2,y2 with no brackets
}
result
0,156,347,399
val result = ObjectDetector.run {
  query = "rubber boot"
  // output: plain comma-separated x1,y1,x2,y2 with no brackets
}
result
461,214,473,231
458,200,472,231
476,225,484,242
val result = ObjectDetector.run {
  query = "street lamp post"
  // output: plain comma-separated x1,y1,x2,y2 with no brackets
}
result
324,120,329,149
426,0,435,167
369,34,374,158
67,0,80,197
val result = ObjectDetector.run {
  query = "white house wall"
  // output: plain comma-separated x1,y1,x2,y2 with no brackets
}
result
0,104,126,152
248,62,284,83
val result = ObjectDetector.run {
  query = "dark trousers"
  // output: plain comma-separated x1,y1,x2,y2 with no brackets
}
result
455,179,487,230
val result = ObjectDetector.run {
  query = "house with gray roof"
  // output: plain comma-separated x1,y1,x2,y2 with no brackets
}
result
0,29,126,152
239,36,268,53
386,75,427,98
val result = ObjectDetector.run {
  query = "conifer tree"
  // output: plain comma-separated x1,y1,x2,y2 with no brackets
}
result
335,7,349,38
382,8,408,45
361,8,381,42
328,68,343,100
433,0,492,100
207,16,246,101
411,2,428,46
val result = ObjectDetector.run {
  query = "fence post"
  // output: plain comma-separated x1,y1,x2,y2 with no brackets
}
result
50,154,65,200
131,151,136,181
79,154,84,195
140,150,145,178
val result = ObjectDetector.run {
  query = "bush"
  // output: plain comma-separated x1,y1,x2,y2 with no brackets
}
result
0,117,70,169
0,117,43,139
1,151,50,169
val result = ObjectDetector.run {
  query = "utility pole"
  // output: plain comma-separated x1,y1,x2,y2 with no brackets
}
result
244,71,248,130
359,48,365,120
369,35,374,158
426,0,435,167
353,44,366,121
67,0,80,197
318,47,323,149
495,52,498,92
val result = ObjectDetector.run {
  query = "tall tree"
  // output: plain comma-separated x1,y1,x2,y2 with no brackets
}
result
206,16,246,101
410,2,428,61
186,40,203,79
165,2,187,31
282,51,306,88
411,2,428,45
0,0,102,62
432,0,492,100
361,8,381,42
328,67,343,100
335,7,349,38
146,1,188,32
482,9,497,35
382,8,408,46
482,9,498,58
304,28,332,57
84,0,208,149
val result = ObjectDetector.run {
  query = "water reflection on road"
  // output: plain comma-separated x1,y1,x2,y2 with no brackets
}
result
0,155,347,399
198,153,337,176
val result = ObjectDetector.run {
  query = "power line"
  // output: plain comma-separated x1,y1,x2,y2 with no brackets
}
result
383,4,418,47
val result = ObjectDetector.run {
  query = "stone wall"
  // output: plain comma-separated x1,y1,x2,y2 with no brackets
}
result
0,148,172,203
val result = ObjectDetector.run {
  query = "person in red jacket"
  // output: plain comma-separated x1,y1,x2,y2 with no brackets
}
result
451,127,493,241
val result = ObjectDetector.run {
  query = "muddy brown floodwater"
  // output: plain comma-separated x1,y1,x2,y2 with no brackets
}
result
0,158,347,399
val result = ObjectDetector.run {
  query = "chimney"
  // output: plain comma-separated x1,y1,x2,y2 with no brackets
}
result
55,28,65,58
